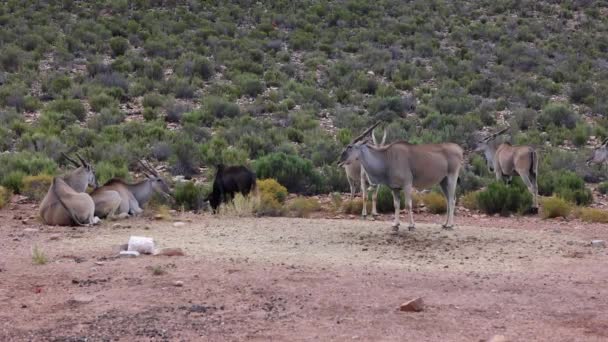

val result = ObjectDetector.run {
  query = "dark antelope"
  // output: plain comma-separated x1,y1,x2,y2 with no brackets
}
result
339,122,464,232
206,164,257,213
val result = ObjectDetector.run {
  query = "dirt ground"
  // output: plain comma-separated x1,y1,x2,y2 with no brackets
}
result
1,203,607,342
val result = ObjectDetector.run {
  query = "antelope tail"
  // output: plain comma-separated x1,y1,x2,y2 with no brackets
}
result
51,178,86,226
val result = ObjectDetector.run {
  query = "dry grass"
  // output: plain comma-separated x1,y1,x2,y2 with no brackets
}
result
418,192,447,214
154,205,172,220
460,191,480,211
540,196,572,219
31,245,48,265
218,194,259,217
0,186,9,209
576,207,608,223
21,174,53,201
287,197,321,218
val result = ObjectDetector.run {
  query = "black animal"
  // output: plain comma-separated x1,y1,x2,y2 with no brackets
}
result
206,164,256,212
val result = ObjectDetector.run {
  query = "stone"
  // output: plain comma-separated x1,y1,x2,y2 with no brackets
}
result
173,280,184,287
49,234,61,241
154,248,185,257
154,214,164,220
119,250,140,258
399,297,424,312
23,228,39,233
591,240,606,248
127,236,155,254
173,222,186,227
487,335,507,342
68,295,94,305
112,223,122,229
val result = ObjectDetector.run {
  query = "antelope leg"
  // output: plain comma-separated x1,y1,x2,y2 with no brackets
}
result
520,174,539,209
371,185,379,217
391,188,401,232
360,168,368,218
446,173,459,228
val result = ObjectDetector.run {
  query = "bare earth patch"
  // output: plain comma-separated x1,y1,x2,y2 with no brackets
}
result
0,204,607,341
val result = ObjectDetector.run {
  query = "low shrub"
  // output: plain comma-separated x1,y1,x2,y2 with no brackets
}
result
109,37,129,57
142,92,166,109
460,191,480,211
539,170,593,205
539,103,578,129
173,181,206,212
419,192,447,214
287,197,321,217
477,180,533,216
257,178,288,203
374,186,405,213
95,161,129,185
89,93,117,112
540,196,572,219
255,192,284,216
45,99,87,121
218,193,258,217
254,153,321,194
342,198,371,215
576,208,608,223
21,174,53,201
0,186,10,209
2,171,26,193
597,182,608,195
31,245,48,265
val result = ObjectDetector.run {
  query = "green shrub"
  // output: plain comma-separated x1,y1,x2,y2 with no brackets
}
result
89,93,117,112
45,99,87,121
342,199,369,215
477,180,533,216
287,197,321,217
539,103,577,129
0,152,57,193
538,170,592,205
206,97,241,118
2,171,26,193
374,186,405,213
21,174,53,201
597,182,608,195
257,178,288,203
419,192,447,214
236,75,265,97
173,181,206,212
95,161,129,185
576,208,608,223
142,92,166,109
540,196,572,219
143,107,159,121
460,191,480,211
254,152,321,194
109,37,129,57
255,192,284,216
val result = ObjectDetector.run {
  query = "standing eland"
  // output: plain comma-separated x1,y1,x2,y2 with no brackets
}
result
474,126,539,211
338,122,464,232
338,128,387,217
587,137,608,169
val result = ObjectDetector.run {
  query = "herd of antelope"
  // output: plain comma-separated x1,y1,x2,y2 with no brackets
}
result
36,122,608,232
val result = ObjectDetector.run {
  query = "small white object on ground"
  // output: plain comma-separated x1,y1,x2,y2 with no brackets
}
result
119,250,140,257
127,236,155,254
173,222,186,227
591,240,606,248
173,280,184,287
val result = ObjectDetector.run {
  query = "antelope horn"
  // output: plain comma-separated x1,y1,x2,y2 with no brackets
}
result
139,160,159,177
352,121,381,144
61,152,80,167
372,129,378,145
602,137,608,146
381,128,387,145
75,153,89,167
482,126,510,142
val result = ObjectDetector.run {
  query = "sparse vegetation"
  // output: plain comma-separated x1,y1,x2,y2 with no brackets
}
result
576,208,608,223
287,197,321,218
21,175,53,201
0,186,10,209
419,192,447,214
540,197,572,219
477,180,533,216
31,245,48,265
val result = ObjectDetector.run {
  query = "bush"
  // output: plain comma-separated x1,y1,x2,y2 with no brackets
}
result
218,193,257,217
89,93,117,112
257,178,288,204
597,182,608,195
540,196,572,219
2,171,26,193
342,198,369,215
21,174,53,201
287,197,321,217
577,208,608,223
142,93,166,109
538,170,593,205
539,103,577,129
46,99,87,122
109,37,129,57
0,152,57,192
374,186,405,213
460,191,480,211
0,186,10,209
236,75,265,97
477,180,533,216
419,192,447,214
255,153,321,194
255,192,284,216
206,97,241,119
95,161,129,185
173,181,206,212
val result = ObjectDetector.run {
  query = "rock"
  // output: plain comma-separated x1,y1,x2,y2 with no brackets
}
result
399,297,424,312
487,335,507,342
173,280,184,287
21,219,28,225
591,240,606,248
119,250,140,258
154,247,185,257
23,228,39,233
68,295,94,305
127,236,155,254
173,221,186,227
112,223,121,229
49,234,61,241
94,261,105,266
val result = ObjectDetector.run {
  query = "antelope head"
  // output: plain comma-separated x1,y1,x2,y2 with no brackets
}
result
62,152,98,189
587,137,608,166
338,121,381,167
474,126,510,172
139,160,173,199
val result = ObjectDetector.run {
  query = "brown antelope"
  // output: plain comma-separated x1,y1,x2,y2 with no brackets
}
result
474,126,539,211
90,160,172,218
39,153,99,226
587,137,608,169
339,122,464,232
339,128,387,216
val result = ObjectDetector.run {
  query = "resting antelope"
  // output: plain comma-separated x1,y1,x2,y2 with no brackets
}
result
39,153,99,226
587,137,608,169
90,160,172,219
339,122,464,232
339,128,386,217
474,126,539,211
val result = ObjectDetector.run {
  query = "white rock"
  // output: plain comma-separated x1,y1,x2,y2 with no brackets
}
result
173,280,184,287
591,240,606,248
173,222,186,227
119,250,140,257
127,236,155,254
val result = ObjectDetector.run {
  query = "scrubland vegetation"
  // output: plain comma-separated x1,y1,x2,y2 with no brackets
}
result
1,0,607,219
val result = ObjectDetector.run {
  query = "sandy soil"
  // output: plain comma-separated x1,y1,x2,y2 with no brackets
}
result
0,203,607,341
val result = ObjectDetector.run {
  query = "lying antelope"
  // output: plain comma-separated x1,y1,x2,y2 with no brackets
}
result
39,153,99,226
338,128,387,217
339,122,464,232
587,137,608,169
475,126,539,211
90,160,172,219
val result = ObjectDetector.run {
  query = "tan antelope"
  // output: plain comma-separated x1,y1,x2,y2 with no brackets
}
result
475,126,539,211
39,153,99,226
338,122,464,232
587,137,608,169
90,160,172,219
339,128,387,216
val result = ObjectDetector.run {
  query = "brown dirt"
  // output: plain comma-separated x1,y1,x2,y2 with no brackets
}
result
1,203,607,341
